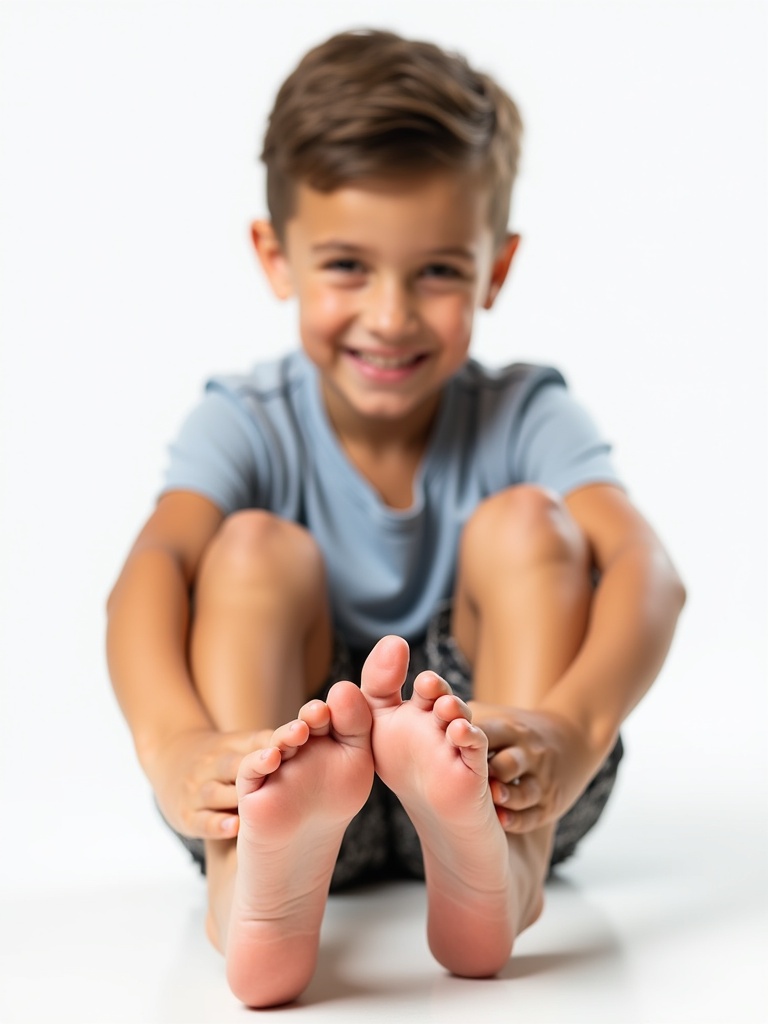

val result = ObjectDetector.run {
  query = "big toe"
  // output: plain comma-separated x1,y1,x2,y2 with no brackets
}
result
326,680,373,744
360,635,410,709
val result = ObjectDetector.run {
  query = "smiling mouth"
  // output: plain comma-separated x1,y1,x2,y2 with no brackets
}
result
347,349,427,370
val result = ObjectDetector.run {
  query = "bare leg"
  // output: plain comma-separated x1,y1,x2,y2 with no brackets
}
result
453,486,592,711
452,486,594,936
226,682,373,1008
184,512,337,989
191,510,333,728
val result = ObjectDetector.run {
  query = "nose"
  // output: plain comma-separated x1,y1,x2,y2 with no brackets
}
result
362,275,415,341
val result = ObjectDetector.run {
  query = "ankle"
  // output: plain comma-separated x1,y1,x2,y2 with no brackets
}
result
205,909,225,953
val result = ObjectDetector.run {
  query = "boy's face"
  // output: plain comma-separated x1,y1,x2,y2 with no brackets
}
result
253,173,518,432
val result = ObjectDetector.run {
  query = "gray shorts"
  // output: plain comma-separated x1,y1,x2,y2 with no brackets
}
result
173,603,623,888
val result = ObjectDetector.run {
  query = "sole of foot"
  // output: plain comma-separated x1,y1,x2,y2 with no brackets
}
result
360,635,516,977
226,681,374,1007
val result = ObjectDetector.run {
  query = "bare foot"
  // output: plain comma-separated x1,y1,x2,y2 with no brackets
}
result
225,681,373,1008
361,636,515,977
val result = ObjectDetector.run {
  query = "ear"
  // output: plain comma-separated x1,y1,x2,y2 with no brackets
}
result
250,219,294,300
482,233,520,310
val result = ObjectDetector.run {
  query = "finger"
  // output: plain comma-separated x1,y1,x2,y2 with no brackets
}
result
218,750,250,783
199,779,239,811
231,729,273,754
217,729,280,778
481,718,520,752
496,804,546,834
204,811,239,840
490,775,540,811
184,809,240,841
488,746,529,783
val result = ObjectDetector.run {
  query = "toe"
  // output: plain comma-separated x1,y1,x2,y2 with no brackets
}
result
432,692,471,724
326,680,373,745
360,635,410,710
411,671,453,711
237,746,282,796
269,718,310,758
446,719,489,775
298,698,332,737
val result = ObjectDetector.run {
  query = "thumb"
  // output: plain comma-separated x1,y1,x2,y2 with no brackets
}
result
479,718,519,754
228,729,272,754
248,728,275,751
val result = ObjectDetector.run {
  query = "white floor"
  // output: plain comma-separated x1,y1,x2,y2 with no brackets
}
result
2,785,766,1024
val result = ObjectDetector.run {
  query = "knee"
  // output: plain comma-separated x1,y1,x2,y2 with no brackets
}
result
460,486,589,572
199,510,326,593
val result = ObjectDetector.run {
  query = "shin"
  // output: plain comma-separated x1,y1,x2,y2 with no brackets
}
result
186,511,333,952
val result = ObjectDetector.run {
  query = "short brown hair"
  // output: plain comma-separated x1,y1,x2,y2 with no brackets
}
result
260,29,523,246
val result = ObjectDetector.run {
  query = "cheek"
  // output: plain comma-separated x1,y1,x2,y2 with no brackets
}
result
299,284,352,340
427,296,475,350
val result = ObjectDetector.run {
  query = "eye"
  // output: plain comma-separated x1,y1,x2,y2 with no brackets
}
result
422,263,464,280
324,258,366,274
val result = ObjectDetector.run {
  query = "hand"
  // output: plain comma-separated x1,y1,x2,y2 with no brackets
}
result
469,701,598,834
144,727,272,840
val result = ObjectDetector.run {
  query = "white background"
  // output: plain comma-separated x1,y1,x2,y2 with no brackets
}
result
0,0,765,956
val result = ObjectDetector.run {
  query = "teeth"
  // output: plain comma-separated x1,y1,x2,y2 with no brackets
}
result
356,351,420,369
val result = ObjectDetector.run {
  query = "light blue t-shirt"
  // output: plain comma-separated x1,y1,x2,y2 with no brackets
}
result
162,351,621,649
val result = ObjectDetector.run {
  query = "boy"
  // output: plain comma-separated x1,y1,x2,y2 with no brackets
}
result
106,28,685,1008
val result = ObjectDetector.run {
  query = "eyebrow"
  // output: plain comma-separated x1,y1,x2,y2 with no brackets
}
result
311,241,477,262
311,242,368,255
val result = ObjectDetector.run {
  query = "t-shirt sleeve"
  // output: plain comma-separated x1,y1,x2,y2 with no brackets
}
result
510,381,623,494
160,388,270,514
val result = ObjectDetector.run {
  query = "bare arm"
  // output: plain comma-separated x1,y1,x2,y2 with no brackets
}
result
475,484,686,831
540,483,687,758
107,491,269,838
107,491,223,757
